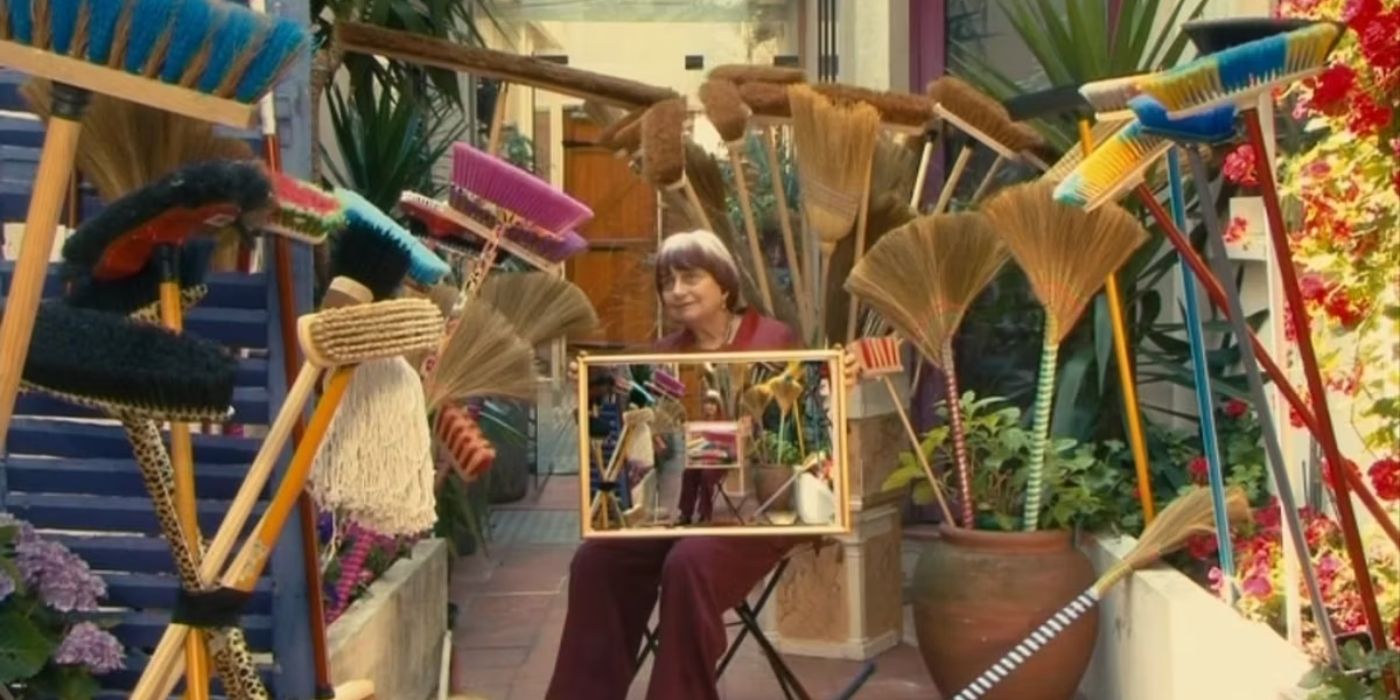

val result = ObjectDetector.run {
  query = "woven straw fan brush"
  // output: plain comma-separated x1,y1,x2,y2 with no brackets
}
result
846,212,1009,528
980,181,1148,532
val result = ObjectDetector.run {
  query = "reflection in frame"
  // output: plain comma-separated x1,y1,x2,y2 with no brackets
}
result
575,349,851,539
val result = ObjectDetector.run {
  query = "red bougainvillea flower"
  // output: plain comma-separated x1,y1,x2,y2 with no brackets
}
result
1344,0,1382,26
1305,513,1339,550
1254,497,1282,533
1354,7,1400,76
1223,144,1259,187
1391,614,1400,648
1224,216,1249,244
1188,456,1210,485
1321,457,1362,491
1187,533,1219,560
1224,399,1249,419
1346,93,1394,137
1308,63,1357,112
1323,287,1368,327
1369,456,1400,501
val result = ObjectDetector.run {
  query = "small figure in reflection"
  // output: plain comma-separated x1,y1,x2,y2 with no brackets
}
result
549,230,861,700
676,390,727,525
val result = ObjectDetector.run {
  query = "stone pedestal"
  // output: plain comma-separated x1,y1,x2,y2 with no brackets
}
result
759,381,912,660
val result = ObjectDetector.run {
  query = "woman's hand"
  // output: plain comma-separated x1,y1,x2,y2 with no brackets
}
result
842,351,863,392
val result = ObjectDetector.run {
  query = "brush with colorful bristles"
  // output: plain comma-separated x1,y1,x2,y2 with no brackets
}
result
1130,90,1346,665
949,486,1251,700
699,78,777,316
981,182,1148,531
400,190,588,272
1051,111,1400,548
336,187,451,289
0,0,310,452
1135,26,1393,656
923,77,1045,212
846,212,1009,527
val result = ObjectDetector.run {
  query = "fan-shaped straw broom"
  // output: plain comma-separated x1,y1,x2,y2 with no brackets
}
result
949,485,1252,699
846,213,1008,527
788,83,880,344
474,271,601,346
424,299,540,412
980,181,1148,531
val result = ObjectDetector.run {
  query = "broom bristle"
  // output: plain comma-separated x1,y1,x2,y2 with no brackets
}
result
1039,118,1134,183
928,76,1044,153
641,97,688,188
1105,486,1251,589
476,271,600,346
738,81,792,118
788,83,880,248
980,181,1148,342
708,64,805,85
699,79,751,144
845,212,1007,366
425,300,539,410
813,83,936,129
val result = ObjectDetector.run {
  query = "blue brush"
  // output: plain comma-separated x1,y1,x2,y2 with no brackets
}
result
1165,147,1238,604
336,188,452,287
1128,95,1239,144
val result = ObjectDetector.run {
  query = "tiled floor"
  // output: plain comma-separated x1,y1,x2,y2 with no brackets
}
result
446,475,942,700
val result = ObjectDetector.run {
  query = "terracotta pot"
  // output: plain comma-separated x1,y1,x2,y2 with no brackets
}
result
912,526,1099,700
751,464,793,511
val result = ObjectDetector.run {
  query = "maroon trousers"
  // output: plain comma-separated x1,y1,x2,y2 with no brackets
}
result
546,536,797,700
677,469,727,522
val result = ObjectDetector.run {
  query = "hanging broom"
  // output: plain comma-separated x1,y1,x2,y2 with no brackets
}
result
924,77,1045,212
950,485,1252,699
980,182,1149,531
788,83,880,343
424,298,540,412
642,97,714,232
846,213,1009,527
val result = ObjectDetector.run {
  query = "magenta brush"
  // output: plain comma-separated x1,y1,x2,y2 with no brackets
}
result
444,189,588,264
451,141,593,233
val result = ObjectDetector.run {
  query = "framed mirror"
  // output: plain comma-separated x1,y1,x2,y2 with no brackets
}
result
576,348,851,538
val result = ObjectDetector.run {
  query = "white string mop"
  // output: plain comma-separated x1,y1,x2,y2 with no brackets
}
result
309,356,437,536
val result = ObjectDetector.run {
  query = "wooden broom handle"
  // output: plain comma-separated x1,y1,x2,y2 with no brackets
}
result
844,152,876,344
133,363,322,700
0,116,83,451
487,82,510,155
726,142,775,315
761,126,812,338
933,144,973,214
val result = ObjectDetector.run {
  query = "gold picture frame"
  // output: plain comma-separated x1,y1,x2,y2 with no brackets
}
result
576,348,852,539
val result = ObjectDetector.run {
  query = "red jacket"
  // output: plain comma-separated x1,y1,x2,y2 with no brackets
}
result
652,308,800,352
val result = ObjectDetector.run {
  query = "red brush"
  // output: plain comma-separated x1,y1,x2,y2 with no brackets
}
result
436,405,496,482
263,172,344,245
451,141,593,234
851,336,903,377
399,191,470,239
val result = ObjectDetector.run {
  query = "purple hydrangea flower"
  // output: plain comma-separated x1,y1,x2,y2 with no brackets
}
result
15,536,107,613
54,622,125,674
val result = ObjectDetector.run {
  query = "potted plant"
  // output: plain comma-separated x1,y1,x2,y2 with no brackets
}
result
885,392,1130,700
1,515,125,699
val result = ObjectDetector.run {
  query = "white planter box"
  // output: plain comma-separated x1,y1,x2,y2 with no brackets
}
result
1077,534,1313,700
327,538,449,700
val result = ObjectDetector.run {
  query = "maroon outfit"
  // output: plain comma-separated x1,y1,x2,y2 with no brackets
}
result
547,309,801,700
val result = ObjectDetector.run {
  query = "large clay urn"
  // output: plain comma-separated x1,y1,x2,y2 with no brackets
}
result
912,526,1099,700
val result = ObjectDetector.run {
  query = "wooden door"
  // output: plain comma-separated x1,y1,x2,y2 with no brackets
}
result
563,107,659,350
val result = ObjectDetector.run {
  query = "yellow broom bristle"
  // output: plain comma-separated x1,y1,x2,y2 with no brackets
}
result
980,181,1149,342
476,271,600,346
788,83,880,250
641,97,688,189
1039,118,1134,184
1096,485,1251,592
1135,23,1340,114
1051,121,1171,210
424,300,539,411
699,79,751,144
845,212,1007,367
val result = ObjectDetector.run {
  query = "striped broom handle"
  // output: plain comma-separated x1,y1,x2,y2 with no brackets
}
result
941,343,974,528
950,588,1101,700
1021,325,1059,531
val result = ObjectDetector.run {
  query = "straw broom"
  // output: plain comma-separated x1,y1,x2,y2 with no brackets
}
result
788,84,880,344
980,181,1148,531
845,213,1008,527
475,271,600,346
424,300,540,411
950,485,1251,699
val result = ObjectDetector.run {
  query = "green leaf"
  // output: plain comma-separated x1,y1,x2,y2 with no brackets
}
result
0,609,56,683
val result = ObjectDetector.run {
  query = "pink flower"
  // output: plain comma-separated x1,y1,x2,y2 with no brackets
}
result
1242,572,1274,599
1188,456,1210,485
1224,399,1248,419
1186,533,1218,560
1224,216,1249,244
1207,566,1226,594
1222,144,1259,187
1368,456,1400,501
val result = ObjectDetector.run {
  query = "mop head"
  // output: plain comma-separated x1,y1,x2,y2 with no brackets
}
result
310,357,437,536
63,238,216,318
61,159,273,280
22,301,237,422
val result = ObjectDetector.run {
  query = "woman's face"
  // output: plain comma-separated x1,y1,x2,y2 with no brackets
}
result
660,266,728,327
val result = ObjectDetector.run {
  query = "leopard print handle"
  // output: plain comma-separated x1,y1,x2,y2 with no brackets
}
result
120,418,270,699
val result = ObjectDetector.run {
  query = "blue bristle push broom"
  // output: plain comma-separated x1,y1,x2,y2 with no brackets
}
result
0,0,310,461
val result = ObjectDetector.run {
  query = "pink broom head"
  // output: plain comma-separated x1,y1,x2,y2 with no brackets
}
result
451,141,594,234
447,187,589,263
265,172,345,244
398,191,469,239
647,368,686,400
851,336,903,376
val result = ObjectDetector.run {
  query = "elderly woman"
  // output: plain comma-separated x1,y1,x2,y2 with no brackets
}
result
548,230,856,700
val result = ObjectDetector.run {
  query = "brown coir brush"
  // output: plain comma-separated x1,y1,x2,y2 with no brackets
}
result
709,64,807,85
642,98,714,231
813,83,937,132
739,81,794,119
599,106,647,156
923,76,1046,213
698,79,775,314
